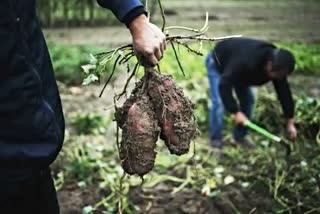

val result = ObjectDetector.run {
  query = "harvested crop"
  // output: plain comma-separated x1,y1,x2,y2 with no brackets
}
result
115,82,159,176
115,68,197,175
146,69,197,155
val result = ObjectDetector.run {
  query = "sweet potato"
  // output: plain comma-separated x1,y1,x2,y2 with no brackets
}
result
115,85,160,176
146,69,197,155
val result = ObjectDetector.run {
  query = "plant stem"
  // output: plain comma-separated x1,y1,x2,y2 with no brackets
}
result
157,0,165,32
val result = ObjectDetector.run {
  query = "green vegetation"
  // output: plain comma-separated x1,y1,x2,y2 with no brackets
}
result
20,0,320,212
48,42,320,86
276,43,320,75
48,42,100,84
50,39,320,213
55,90,320,213
69,113,108,135
36,0,118,27
48,43,109,85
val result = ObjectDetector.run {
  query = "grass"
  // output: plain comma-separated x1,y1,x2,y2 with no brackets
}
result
48,41,320,85
51,39,320,213
54,89,320,213
45,0,320,212
47,42,103,85
48,41,320,133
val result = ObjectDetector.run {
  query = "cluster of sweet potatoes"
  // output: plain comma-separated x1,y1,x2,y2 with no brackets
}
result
115,68,197,176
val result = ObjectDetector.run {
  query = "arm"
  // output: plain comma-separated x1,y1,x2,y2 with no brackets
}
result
96,0,166,66
273,78,294,118
219,68,248,125
219,77,238,114
273,78,297,140
96,0,144,24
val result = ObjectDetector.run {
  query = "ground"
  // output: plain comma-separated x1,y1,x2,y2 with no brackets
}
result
44,0,320,213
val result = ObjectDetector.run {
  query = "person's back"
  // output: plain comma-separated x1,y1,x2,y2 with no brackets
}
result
214,37,276,86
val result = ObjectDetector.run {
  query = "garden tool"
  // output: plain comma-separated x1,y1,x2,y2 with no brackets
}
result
244,120,291,155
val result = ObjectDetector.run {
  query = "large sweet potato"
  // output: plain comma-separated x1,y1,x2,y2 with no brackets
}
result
115,84,160,176
146,69,197,155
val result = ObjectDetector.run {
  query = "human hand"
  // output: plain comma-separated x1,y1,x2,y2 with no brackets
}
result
234,111,248,126
287,119,297,141
128,14,166,66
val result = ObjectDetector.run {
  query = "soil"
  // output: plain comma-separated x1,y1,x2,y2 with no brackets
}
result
116,80,160,176
58,180,273,214
146,69,197,155
55,74,320,213
128,183,273,214
50,0,319,211
58,183,109,214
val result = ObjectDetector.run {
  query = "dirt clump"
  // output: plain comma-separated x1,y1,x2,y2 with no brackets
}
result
147,70,197,155
115,80,160,176
115,68,197,175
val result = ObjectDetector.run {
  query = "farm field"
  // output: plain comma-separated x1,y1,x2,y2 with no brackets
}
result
39,0,320,213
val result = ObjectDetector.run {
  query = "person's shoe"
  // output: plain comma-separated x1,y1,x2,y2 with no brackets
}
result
234,138,256,150
209,139,224,159
209,139,223,149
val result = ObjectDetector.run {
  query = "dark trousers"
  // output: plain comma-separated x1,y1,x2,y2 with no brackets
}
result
0,168,59,214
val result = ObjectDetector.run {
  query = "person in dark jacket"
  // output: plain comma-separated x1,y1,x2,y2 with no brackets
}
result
0,0,165,213
205,37,297,149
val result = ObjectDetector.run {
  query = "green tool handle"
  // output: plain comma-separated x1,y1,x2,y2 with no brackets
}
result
245,120,281,142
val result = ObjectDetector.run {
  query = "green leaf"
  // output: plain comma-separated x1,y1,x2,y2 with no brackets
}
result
82,74,99,86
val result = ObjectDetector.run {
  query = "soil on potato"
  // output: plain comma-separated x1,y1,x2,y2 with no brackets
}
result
115,69,197,175
115,80,160,176
146,69,197,155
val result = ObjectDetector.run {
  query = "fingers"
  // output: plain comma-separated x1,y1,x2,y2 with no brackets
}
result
290,132,297,141
154,47,162,62
137,54,156,67
154,33,166,62
287,129,297,141
137,50,158,67
159,43,164,57
234,111,248,125
160,33,166,55
148,54,158,67
131,21,166,67
140,42,163,66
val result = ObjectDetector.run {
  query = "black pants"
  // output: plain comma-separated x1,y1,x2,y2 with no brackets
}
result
0,168,59,214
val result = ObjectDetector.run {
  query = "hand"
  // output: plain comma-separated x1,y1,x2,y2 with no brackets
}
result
234,111,248,126
287,119,297,141
128,14,166,66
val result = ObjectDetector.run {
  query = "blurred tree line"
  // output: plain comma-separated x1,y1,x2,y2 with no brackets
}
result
36,0,158,28
36,0,115,27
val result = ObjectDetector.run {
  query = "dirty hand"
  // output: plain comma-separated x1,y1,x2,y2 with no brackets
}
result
234,111,248,126
287,119,297,141
128,14,166,66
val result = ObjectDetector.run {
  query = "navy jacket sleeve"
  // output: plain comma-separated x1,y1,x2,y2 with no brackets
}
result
218,65,240,114
97,0,145,25
273,78,294,118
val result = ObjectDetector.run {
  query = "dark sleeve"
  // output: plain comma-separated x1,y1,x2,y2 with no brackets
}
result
96,0,146,26
218,65,240,114
273,78,294,118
